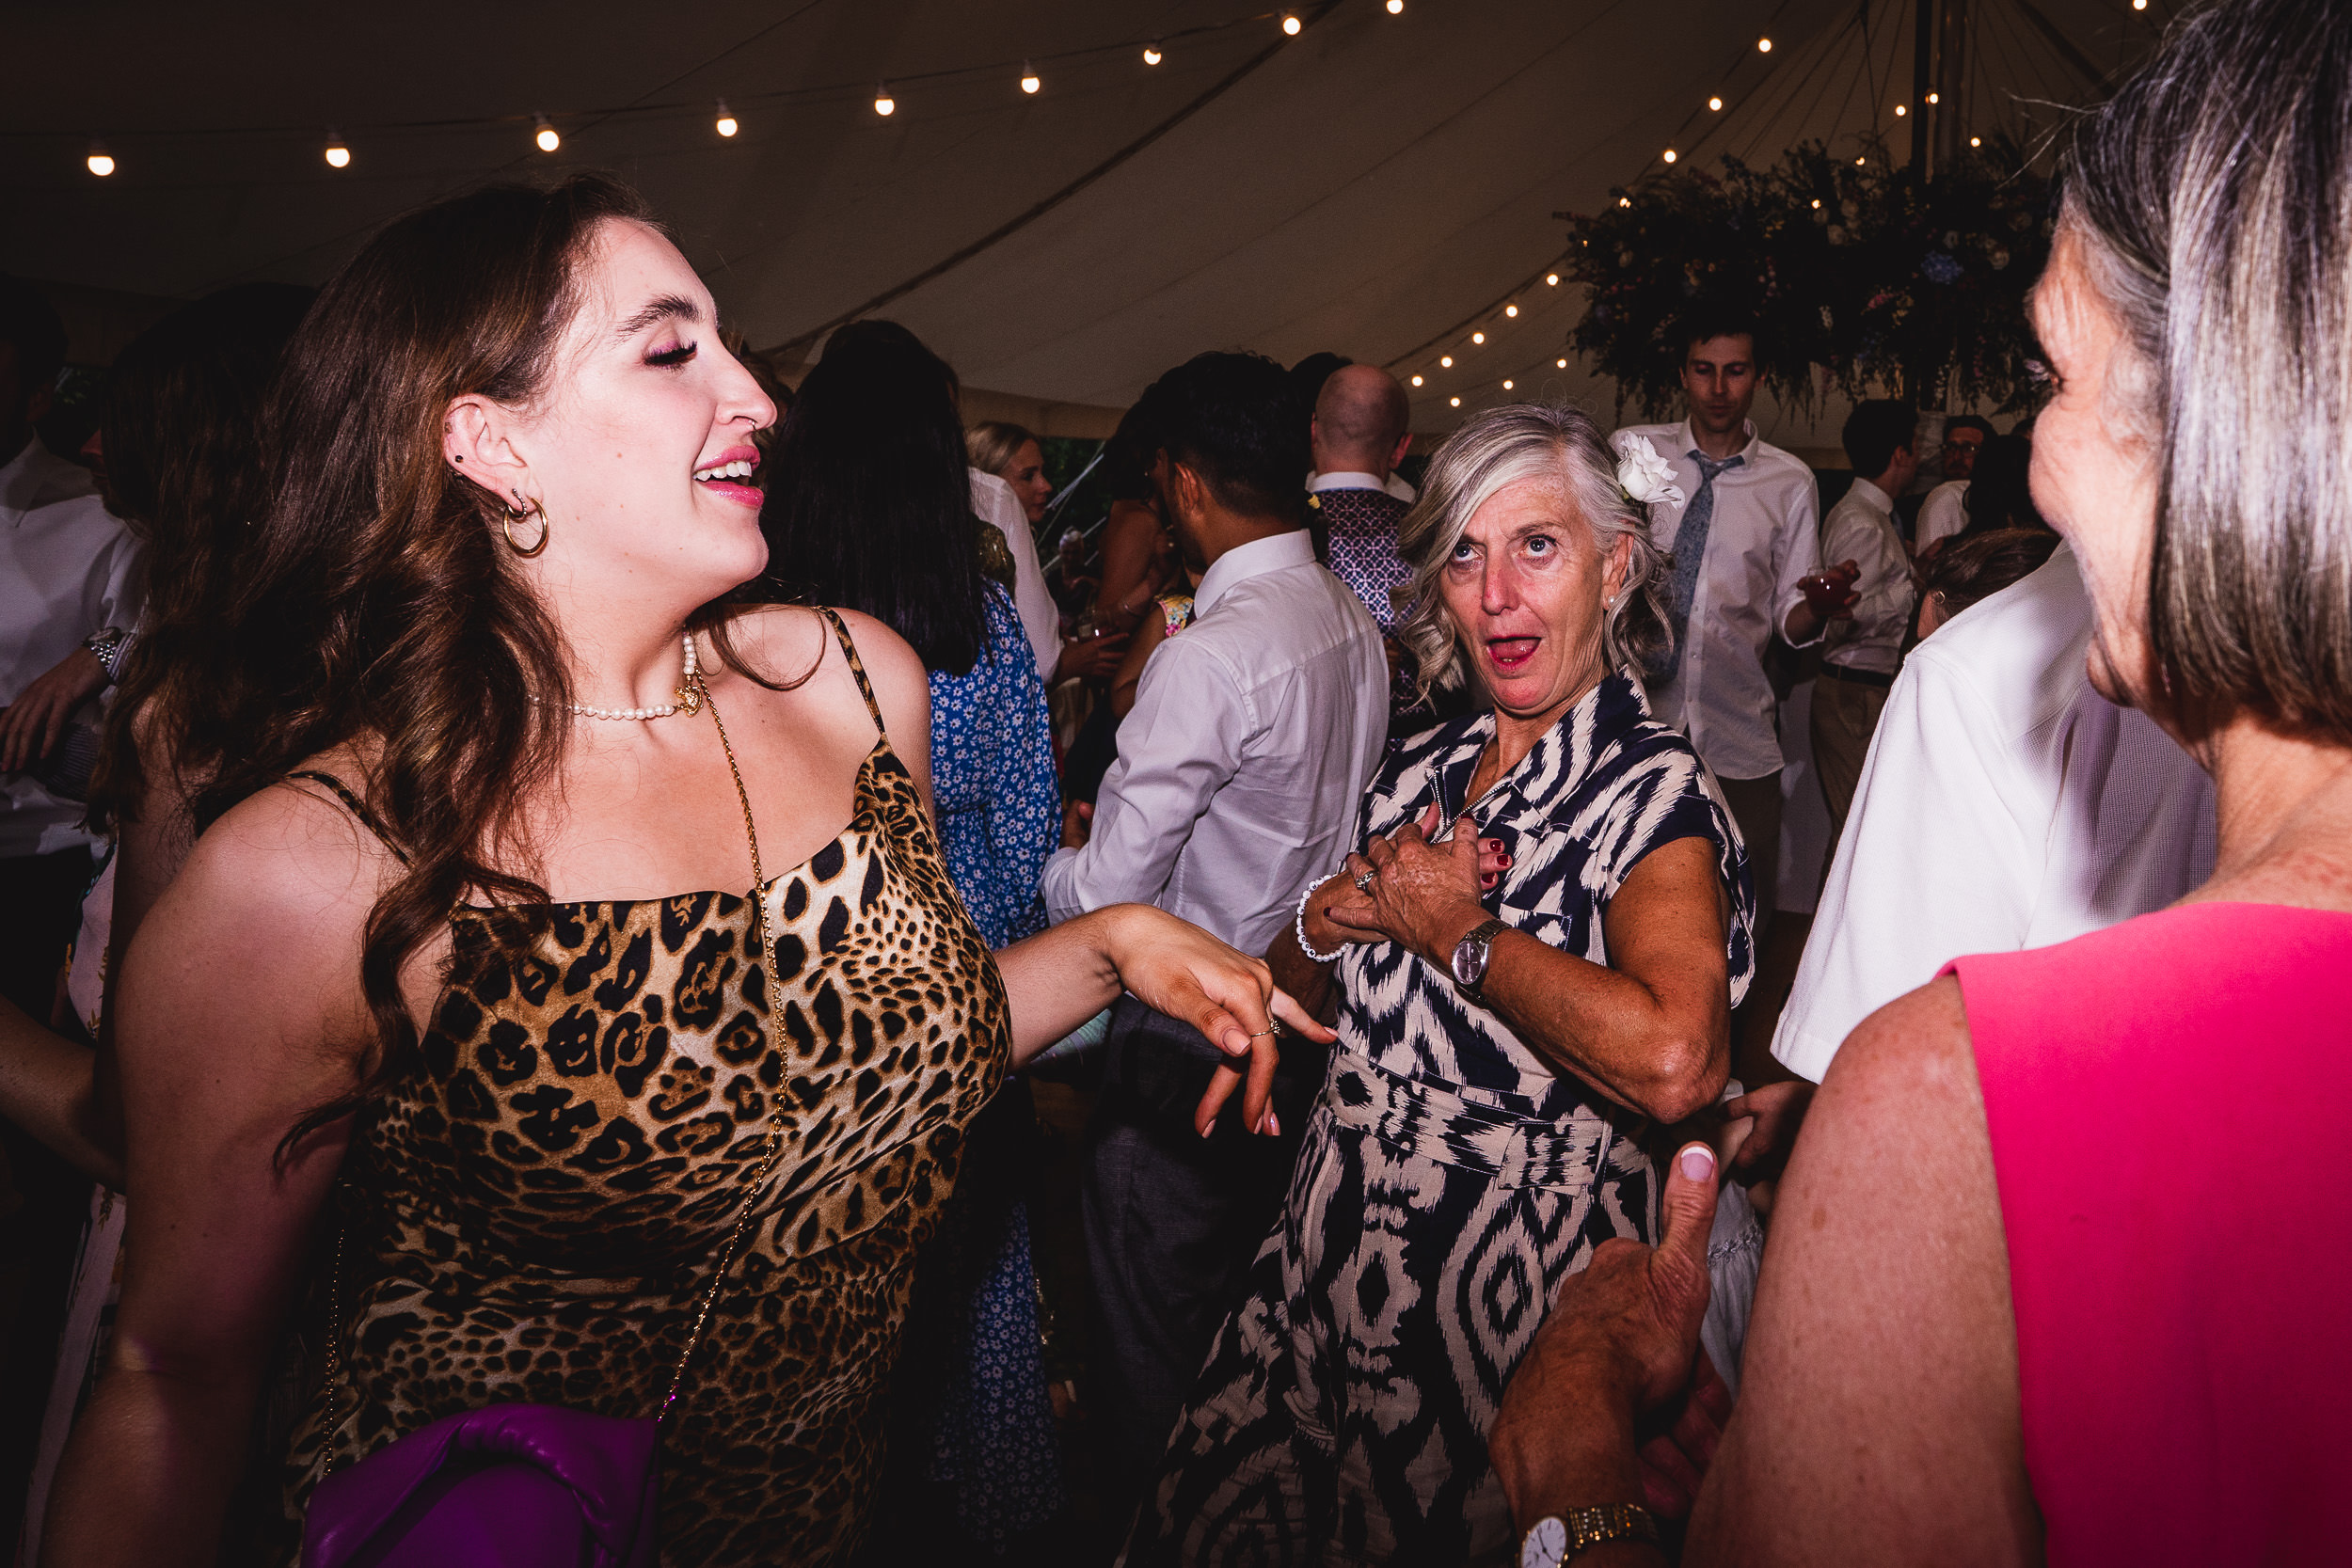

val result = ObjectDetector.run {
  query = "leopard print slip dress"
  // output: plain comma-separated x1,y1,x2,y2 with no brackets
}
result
278,610,1011,1567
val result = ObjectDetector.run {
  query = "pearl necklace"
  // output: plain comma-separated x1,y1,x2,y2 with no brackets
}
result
542,635,705,721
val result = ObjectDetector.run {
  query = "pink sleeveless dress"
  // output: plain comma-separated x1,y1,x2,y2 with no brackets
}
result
1955,902,2352,1566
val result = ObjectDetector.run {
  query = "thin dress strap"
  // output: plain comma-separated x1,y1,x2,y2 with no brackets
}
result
286,769,414,867
817,607,887,738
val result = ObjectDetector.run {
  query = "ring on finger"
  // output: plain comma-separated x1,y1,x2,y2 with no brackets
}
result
1354,867,1378,892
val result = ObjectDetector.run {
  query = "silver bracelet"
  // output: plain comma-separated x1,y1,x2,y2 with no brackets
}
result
1295,873,1348,964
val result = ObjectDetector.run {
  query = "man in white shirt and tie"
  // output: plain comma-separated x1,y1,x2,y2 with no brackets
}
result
1615,317,1851,942
1041,351,1387,1517
1811,400,1919,851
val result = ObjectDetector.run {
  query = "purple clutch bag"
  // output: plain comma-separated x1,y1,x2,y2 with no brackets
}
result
299,1404,659,1568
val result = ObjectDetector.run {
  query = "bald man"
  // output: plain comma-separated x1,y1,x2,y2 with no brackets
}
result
1307,365,1417,636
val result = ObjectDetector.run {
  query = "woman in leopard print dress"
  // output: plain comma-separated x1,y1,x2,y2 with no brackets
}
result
42,178,1319,1568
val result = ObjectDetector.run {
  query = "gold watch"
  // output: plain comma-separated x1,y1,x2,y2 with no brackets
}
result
1519,1503,1661,1566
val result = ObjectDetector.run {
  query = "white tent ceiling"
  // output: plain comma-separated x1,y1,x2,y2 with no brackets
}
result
3,0,2160,445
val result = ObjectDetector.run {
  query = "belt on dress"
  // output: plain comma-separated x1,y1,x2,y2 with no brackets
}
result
1319,1049,1616,1194
1820,660,1896,689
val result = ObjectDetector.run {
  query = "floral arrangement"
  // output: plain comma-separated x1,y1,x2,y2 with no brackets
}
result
1559,138,2056,421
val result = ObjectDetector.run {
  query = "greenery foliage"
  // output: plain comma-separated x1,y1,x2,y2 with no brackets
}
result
1560,139,2056,420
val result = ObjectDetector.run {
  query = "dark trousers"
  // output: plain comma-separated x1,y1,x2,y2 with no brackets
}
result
1715,769,1782,945
0,846,95,1553
1080,996,1323,1529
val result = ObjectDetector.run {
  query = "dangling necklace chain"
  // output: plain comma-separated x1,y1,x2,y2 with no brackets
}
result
539,635,704,721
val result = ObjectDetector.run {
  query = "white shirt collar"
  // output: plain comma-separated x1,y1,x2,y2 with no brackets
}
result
1193,528,1316,619
1677,418,1761,464
1845,476,1894,515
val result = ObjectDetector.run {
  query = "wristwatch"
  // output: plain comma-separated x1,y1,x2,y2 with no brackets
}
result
83,626,129,684
1449,916,1510,994
1520,1503,1661,1567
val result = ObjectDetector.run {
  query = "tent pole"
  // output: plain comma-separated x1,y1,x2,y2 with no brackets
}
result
1935,0,1970,174
1911,0,1934,174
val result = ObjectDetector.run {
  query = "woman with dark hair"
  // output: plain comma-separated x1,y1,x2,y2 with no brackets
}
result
1957,432,2048,537
1488,1,2352,1560
1915,528,2061,639
41,177,1318,1568
761,322,1066,1548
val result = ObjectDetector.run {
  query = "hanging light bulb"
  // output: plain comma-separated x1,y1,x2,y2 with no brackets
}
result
715,101,739,136
324,130,351,168
1470,331,1486,344
1546,272,1560,286
1756,36,1772,52
2132,0,2146,8
1142,40,1163,64
1440,355,1454,368
874,84,897,116
1387,0,1404,11
533,115,561,152
1708,95,1724,111
1020,62,1041,94
1504,303,1518,318
1895,103,1907,117
1449,396,1462,407
1970,135,1982,147
1555,357,1568,368
85,139,114,177
1662,148,1677,163
1926,91,1940,104
1281,12,1302,35
1502,379,1515,390
1410,373,1424,387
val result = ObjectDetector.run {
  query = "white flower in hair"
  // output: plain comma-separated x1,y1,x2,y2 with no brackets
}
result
1611,431,1687,512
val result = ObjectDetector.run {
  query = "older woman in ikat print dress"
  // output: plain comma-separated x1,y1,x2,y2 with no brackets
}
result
1132,404,1755,1565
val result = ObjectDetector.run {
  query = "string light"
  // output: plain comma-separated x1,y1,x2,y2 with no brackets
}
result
1757,37,1772,51
1662,149,1677,163
1504,303,1518,317
1555,357,1568,368
1449,396,1462,407
1020,62,1041,94
1410,373,1423,386
1387,0,1404,11
715,101,739,136
1708,96,1724,111
2132,0,2146,8
533,115,561,152
1502,379,1515,390
1440,355,1454,367
1470,331,1485,344
1143,40,1163,64
86,140,114,177
1811,198,1822,208
1926,91,1940,104
1618,196,1630,207
1895,103,1906,117
1856,155,1867,165
874,84,896,116
1281,12,1302,34
1546,273,1560,286
1970,135,1982,147
325,130,351,168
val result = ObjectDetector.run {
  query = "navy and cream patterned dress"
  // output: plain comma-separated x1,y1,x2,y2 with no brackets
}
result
1130,671,1755,1565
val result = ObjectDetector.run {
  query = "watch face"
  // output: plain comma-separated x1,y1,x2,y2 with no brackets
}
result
1521,1515,1567,1568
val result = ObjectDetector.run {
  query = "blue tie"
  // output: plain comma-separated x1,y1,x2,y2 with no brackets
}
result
1659,451,1743,682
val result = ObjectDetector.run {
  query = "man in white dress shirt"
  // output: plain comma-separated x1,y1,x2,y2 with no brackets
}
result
1772,541,2216,1083
0,278,141,1022
1812,400,1919,850
1041,351,1387,1513
1616,318,1848,941
1913,413,1993,559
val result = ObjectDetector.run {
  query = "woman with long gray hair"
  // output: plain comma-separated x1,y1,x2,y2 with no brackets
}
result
1486,2,2352,1562
1128,403,1756,1563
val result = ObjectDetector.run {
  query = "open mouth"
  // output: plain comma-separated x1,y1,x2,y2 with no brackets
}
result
691,448,763,509
1486,636,1539,674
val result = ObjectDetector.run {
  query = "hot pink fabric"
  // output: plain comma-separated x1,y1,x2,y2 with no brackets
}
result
1955,902,2352,1566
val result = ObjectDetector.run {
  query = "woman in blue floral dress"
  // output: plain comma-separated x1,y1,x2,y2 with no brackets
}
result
760,320,1065,1553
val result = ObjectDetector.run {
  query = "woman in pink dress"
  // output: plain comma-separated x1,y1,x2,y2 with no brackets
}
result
1480,2,2352,1563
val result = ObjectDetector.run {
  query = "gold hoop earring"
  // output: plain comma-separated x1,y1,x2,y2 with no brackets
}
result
501,491,548,558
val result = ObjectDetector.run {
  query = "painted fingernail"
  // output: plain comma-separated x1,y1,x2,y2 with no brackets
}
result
1267,1111,1281,1137
1678,1144,1716,1180
1498,855,1512,866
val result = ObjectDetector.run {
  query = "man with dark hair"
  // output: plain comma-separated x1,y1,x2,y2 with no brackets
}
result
1615,319,1847,946
0,276,140,1019
1812,399,1920,849
1041,350,1387,1518
1915,413,1996,558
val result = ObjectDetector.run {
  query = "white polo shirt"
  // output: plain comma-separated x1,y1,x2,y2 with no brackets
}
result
1772,543,2217,1081
1613,419,1823,780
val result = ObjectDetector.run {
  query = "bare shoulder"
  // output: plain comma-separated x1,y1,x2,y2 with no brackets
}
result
1688,976,2042,1565
169,762,399,937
